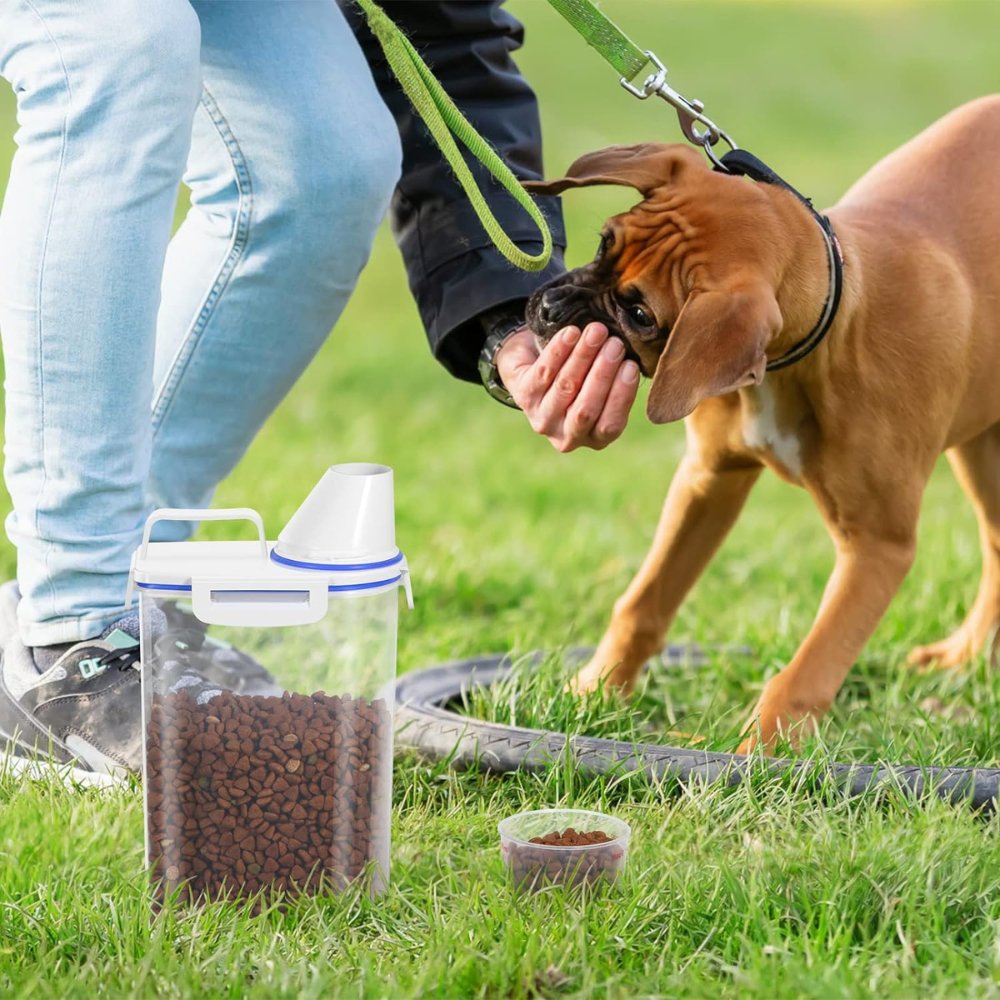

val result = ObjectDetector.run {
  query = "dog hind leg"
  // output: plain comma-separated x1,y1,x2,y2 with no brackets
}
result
740,514,919,753
908,422,1000,669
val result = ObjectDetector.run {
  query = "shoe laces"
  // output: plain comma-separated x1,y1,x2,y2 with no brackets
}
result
84,628,205,677
97,644,141,673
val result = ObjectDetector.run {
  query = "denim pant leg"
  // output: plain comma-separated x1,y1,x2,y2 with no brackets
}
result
0,2,202,645
148,0,402,534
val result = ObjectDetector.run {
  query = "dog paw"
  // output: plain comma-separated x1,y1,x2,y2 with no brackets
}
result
736,726,809,757
564,660,633,697
737,701,817,756
906,631,984,671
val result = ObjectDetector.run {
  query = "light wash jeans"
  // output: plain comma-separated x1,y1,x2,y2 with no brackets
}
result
0,1,402,645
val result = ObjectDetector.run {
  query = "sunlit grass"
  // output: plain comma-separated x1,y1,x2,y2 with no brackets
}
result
2,2,999,996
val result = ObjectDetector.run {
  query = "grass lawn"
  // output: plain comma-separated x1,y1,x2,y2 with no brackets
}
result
2,1,1000,996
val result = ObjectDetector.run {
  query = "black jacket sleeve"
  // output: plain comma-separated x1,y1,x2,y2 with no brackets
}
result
345,0,568,384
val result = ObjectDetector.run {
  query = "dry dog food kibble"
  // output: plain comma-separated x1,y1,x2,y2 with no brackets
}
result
507,827,625,891
529,828,614,847
145,688,392,905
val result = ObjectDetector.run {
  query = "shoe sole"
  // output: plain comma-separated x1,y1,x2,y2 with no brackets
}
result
1,745,126,789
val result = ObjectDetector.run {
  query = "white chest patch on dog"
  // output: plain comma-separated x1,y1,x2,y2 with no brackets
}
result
742,385,803,479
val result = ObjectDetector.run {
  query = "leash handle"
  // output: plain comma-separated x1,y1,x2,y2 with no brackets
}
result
355,0,553,273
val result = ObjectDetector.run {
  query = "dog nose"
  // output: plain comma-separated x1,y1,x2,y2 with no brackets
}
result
540,287,568,324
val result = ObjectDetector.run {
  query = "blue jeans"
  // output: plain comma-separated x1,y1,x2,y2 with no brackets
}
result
0,1,402,645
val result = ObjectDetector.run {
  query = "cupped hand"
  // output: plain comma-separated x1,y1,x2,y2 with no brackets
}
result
495,323,640,453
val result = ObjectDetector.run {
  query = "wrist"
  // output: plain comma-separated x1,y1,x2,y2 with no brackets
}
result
493,326,532,373
478,309,528,410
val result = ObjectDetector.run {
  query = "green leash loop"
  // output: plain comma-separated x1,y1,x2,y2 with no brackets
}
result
544,0,652,83
355,0,552,273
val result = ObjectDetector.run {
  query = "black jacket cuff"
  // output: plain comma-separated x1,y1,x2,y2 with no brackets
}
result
414,239,566,384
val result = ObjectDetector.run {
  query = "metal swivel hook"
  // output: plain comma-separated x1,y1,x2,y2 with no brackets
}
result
620,51,738,169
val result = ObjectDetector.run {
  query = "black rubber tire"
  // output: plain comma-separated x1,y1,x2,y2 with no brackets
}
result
394,649,1000,813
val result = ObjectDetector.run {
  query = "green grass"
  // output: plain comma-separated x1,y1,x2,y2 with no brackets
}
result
2,1,1000,996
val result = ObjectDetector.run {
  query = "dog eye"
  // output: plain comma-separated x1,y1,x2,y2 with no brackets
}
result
596,233,610,258
627,304,655,329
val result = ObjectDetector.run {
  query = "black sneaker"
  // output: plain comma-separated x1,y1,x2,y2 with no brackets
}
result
0,591,282,785
0,583,280,698
0,625,143,784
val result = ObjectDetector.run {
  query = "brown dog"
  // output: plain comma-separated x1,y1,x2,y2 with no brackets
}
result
524,96,1000,752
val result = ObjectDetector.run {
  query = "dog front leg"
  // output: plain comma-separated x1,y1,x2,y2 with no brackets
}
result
570,454,762,694
739,531,917,753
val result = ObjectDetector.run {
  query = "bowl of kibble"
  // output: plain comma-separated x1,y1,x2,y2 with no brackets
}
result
498,808,630,892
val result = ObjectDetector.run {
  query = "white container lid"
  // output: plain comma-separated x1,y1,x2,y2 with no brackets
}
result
127,507,412,628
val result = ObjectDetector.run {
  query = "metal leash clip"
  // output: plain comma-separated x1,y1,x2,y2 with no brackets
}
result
620,51,738,169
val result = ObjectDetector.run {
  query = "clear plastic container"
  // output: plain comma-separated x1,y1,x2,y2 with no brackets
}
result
132,465,411,907
499,808,630,891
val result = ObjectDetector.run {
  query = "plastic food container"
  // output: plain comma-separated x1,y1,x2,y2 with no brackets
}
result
131,464,412,907
499,808,630,891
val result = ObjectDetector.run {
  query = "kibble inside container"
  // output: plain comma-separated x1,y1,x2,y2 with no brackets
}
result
133,466,412,908
499,808,630,891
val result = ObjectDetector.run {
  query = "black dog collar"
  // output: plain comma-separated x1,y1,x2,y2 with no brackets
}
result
715,149,845,372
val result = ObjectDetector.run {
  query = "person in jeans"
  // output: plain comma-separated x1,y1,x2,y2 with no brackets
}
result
0,1,639,780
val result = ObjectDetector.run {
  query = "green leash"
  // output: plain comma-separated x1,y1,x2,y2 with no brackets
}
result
544,0,652,83
355,0,733,273
544,0,736,162
355,0,552,272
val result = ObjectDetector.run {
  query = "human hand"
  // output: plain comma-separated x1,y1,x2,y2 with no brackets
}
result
495,323,640,453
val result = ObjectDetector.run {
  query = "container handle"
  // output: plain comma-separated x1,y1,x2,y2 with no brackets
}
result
125,508,269,608
138,508,268,562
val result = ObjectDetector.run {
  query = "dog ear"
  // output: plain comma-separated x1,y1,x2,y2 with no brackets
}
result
523,144,702,197
646,285,782,424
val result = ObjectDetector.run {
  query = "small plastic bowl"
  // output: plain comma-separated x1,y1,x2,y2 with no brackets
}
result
498,808,630,892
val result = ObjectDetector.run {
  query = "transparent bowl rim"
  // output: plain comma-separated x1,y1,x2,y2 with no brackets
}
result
497,808,631,851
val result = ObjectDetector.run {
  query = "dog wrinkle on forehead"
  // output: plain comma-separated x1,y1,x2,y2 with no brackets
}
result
618,233,689,293
619,206,701,282
626,211,693,251
619,227,686,266
635,194,701,236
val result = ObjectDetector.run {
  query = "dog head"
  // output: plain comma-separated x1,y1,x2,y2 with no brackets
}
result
524,144,784,424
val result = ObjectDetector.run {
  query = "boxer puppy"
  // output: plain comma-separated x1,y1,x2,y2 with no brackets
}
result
524,96,1000,751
